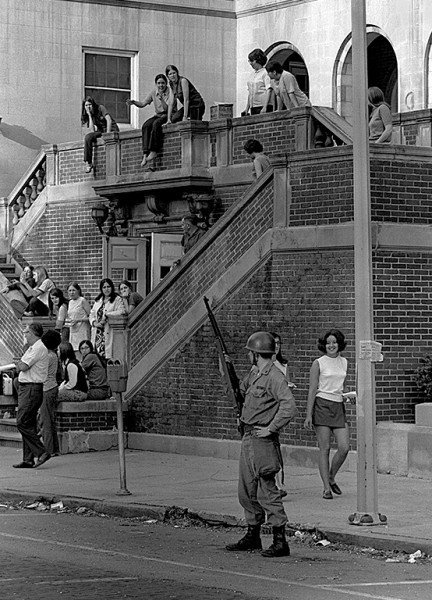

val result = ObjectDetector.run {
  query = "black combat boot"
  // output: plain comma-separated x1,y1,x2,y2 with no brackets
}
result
225,525,262,551
261,526,290,557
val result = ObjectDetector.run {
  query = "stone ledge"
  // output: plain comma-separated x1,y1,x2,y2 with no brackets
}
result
57,399,128,412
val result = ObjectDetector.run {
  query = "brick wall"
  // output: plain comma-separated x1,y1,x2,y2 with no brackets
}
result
120,129,182,175
15,202,103,301
130,250,357,448
129,181,274,365
56,410,119,432
232,114,296,164
0,298,23,356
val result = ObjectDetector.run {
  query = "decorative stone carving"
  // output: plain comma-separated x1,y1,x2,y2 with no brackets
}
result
147,195,168,222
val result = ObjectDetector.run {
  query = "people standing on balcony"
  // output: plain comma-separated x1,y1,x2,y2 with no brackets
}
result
89,278,127,359
304,329,350,500
265,61,311,111
57,342,88,402
225,332,297,558
118,280,143,314
39,329,62,456
48,288,69,338
66,281,91,356
78,340,111,400
81,96,119,174
243,138,271,178
164,64,205,123
126,74,176,168
22,266,55,317
13,322,51,469
368,86,393,143
242,48,273,116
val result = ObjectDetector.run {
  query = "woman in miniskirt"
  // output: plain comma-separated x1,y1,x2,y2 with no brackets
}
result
304,329,350,499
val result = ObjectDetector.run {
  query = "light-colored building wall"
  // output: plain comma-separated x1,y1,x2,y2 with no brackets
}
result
236,0,432,115
0,0,236,197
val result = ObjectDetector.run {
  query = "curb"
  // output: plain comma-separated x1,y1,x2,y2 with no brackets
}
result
1,490,431,556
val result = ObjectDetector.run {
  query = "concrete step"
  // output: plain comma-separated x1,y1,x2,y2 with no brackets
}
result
0,418,17,432
0,430,21,448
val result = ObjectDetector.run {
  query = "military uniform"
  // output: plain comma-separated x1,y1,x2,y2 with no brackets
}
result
239,363,297,527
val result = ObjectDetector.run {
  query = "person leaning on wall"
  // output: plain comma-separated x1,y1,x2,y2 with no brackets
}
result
368,86,393,143
265,60,311,112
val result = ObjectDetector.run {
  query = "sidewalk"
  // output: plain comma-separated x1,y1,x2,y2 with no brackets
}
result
0,446,430,555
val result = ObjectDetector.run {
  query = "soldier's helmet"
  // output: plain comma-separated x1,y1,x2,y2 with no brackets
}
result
245,331,276,353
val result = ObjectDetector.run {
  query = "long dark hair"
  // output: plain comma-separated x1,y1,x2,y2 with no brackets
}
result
78,339,107,369
48,287,68,317
81,96,102,127
269,332,288,365
95,277,118,303
59,341,76,363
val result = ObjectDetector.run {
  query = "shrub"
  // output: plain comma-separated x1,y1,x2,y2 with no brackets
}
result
413,356,432,402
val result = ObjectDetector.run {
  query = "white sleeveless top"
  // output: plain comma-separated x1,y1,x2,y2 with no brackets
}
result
316,355,347,403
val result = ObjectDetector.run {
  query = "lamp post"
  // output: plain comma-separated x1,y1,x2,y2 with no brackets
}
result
349,0,386,526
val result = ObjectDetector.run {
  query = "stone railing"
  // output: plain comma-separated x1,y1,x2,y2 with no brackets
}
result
8,151,46,226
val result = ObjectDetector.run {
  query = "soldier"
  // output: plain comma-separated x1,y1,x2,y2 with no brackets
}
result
226,332,297,558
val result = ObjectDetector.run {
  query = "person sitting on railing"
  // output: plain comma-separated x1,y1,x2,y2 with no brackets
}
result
126,74,176,169
242,48,273,116
265,61,311,112
78,340,111,400
81,96,119,174
164,64,205,122
22,266,55,317
57,342,88,402
243,138,271,179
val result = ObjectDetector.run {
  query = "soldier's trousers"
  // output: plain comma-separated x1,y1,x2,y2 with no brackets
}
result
238,430,288,527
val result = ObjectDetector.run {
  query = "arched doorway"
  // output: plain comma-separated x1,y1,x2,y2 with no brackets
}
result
425,33,432,107
266,42,309,97
334,28,398,123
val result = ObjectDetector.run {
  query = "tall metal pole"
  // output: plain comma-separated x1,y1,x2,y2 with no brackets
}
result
350,0,386,525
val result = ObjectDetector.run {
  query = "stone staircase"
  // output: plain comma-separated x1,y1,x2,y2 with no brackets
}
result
0,417,20,448
0,255,18,283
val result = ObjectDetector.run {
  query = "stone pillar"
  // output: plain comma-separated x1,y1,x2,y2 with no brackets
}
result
210,103,233,121
210,120,233,167
290,106,313,152
103,131,121,180
43,144,59,186
180,121,209,169
0,196,9,254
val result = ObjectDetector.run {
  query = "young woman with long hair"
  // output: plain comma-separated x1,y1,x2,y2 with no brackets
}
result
89,278,127,358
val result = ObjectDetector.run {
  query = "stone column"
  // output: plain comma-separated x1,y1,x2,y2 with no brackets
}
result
290,106,313,152
43,144,59,186
103,131,121,180
180,121,209,169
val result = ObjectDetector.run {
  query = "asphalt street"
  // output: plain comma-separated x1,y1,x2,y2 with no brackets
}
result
1,505,432,600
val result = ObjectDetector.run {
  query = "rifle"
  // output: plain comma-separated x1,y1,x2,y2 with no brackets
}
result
203,296,245,436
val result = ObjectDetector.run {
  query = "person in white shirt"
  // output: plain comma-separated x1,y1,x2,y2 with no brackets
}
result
14,323,51,469
243,48,273,116
304,329,350,499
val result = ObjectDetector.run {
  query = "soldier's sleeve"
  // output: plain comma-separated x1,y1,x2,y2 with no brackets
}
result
268,377,297,432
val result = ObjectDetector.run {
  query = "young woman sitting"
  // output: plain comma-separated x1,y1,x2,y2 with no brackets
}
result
58,342,88,402
78,340,111,400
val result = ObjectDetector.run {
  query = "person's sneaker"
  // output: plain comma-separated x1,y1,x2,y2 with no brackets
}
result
322,489,333,500
13,461,34,469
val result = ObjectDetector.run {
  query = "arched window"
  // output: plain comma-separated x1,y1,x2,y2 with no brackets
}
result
334,27,398,123
266,42,309,97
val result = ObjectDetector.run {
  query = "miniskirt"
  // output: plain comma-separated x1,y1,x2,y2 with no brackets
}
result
312,396,346,428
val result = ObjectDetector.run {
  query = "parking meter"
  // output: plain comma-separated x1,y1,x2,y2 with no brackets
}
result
106,359,128,393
